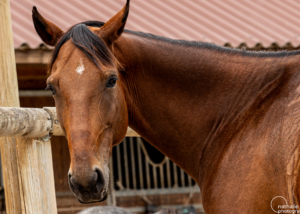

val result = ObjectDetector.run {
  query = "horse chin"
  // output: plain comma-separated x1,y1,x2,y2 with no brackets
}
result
75,191,108,204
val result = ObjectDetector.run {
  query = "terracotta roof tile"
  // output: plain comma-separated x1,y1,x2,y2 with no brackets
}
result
10,0,300,49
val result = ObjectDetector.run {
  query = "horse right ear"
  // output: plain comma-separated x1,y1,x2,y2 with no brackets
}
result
32,6,63,46
98,0,130,46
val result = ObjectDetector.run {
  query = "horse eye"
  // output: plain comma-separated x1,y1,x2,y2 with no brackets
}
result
107,77,118,88
45,84,56,95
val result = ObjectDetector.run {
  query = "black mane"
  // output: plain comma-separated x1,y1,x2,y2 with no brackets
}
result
50,20,300,72
124,26,300,58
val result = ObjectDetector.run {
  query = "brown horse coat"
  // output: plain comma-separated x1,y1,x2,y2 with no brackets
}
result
32,1,300,213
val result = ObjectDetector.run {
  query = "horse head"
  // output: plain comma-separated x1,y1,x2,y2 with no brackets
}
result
32,0,130,203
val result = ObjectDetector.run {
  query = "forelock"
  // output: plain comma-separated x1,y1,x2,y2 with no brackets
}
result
48,21,119,73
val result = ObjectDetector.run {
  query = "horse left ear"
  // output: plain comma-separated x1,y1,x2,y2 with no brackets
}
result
99,0,130,45
32,6,64,46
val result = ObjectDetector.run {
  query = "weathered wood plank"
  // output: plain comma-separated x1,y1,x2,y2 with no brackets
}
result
0,108,51,138
0,1,22,213
16,138,57,213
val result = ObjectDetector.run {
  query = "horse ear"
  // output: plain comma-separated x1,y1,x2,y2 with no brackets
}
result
99,0,130,45
32,6,63,46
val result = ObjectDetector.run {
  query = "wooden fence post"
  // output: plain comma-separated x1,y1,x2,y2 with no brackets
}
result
0,1,57,213
0,1,22,213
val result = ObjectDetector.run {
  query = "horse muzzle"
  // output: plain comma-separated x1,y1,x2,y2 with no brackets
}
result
68,166,108,203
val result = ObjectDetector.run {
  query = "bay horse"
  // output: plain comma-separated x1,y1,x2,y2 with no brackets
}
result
32,0,300,213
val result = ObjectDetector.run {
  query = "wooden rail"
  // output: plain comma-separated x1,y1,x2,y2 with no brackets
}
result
0,107,139,138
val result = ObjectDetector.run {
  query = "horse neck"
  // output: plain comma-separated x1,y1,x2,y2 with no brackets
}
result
114,33,297,182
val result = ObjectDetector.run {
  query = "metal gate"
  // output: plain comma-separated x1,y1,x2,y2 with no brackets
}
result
110,137,202,212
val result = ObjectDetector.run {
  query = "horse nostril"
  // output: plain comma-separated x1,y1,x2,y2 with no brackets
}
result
69,174,80,190
95,168,105,192
68,173,74,189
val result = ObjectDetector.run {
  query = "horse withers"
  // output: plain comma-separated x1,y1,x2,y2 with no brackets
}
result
33,0,300,213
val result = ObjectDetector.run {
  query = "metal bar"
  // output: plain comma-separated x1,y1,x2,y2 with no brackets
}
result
166,158,171,188
159,165,164,188
116,144,123,186
181,168,185,187
139,138,151,189
153,165,158,189
123,138,130,189
173,162,178,187
188,174,192,187
114,186,201,196
129,137,137,189
107,156,116,206
137,139,144,189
